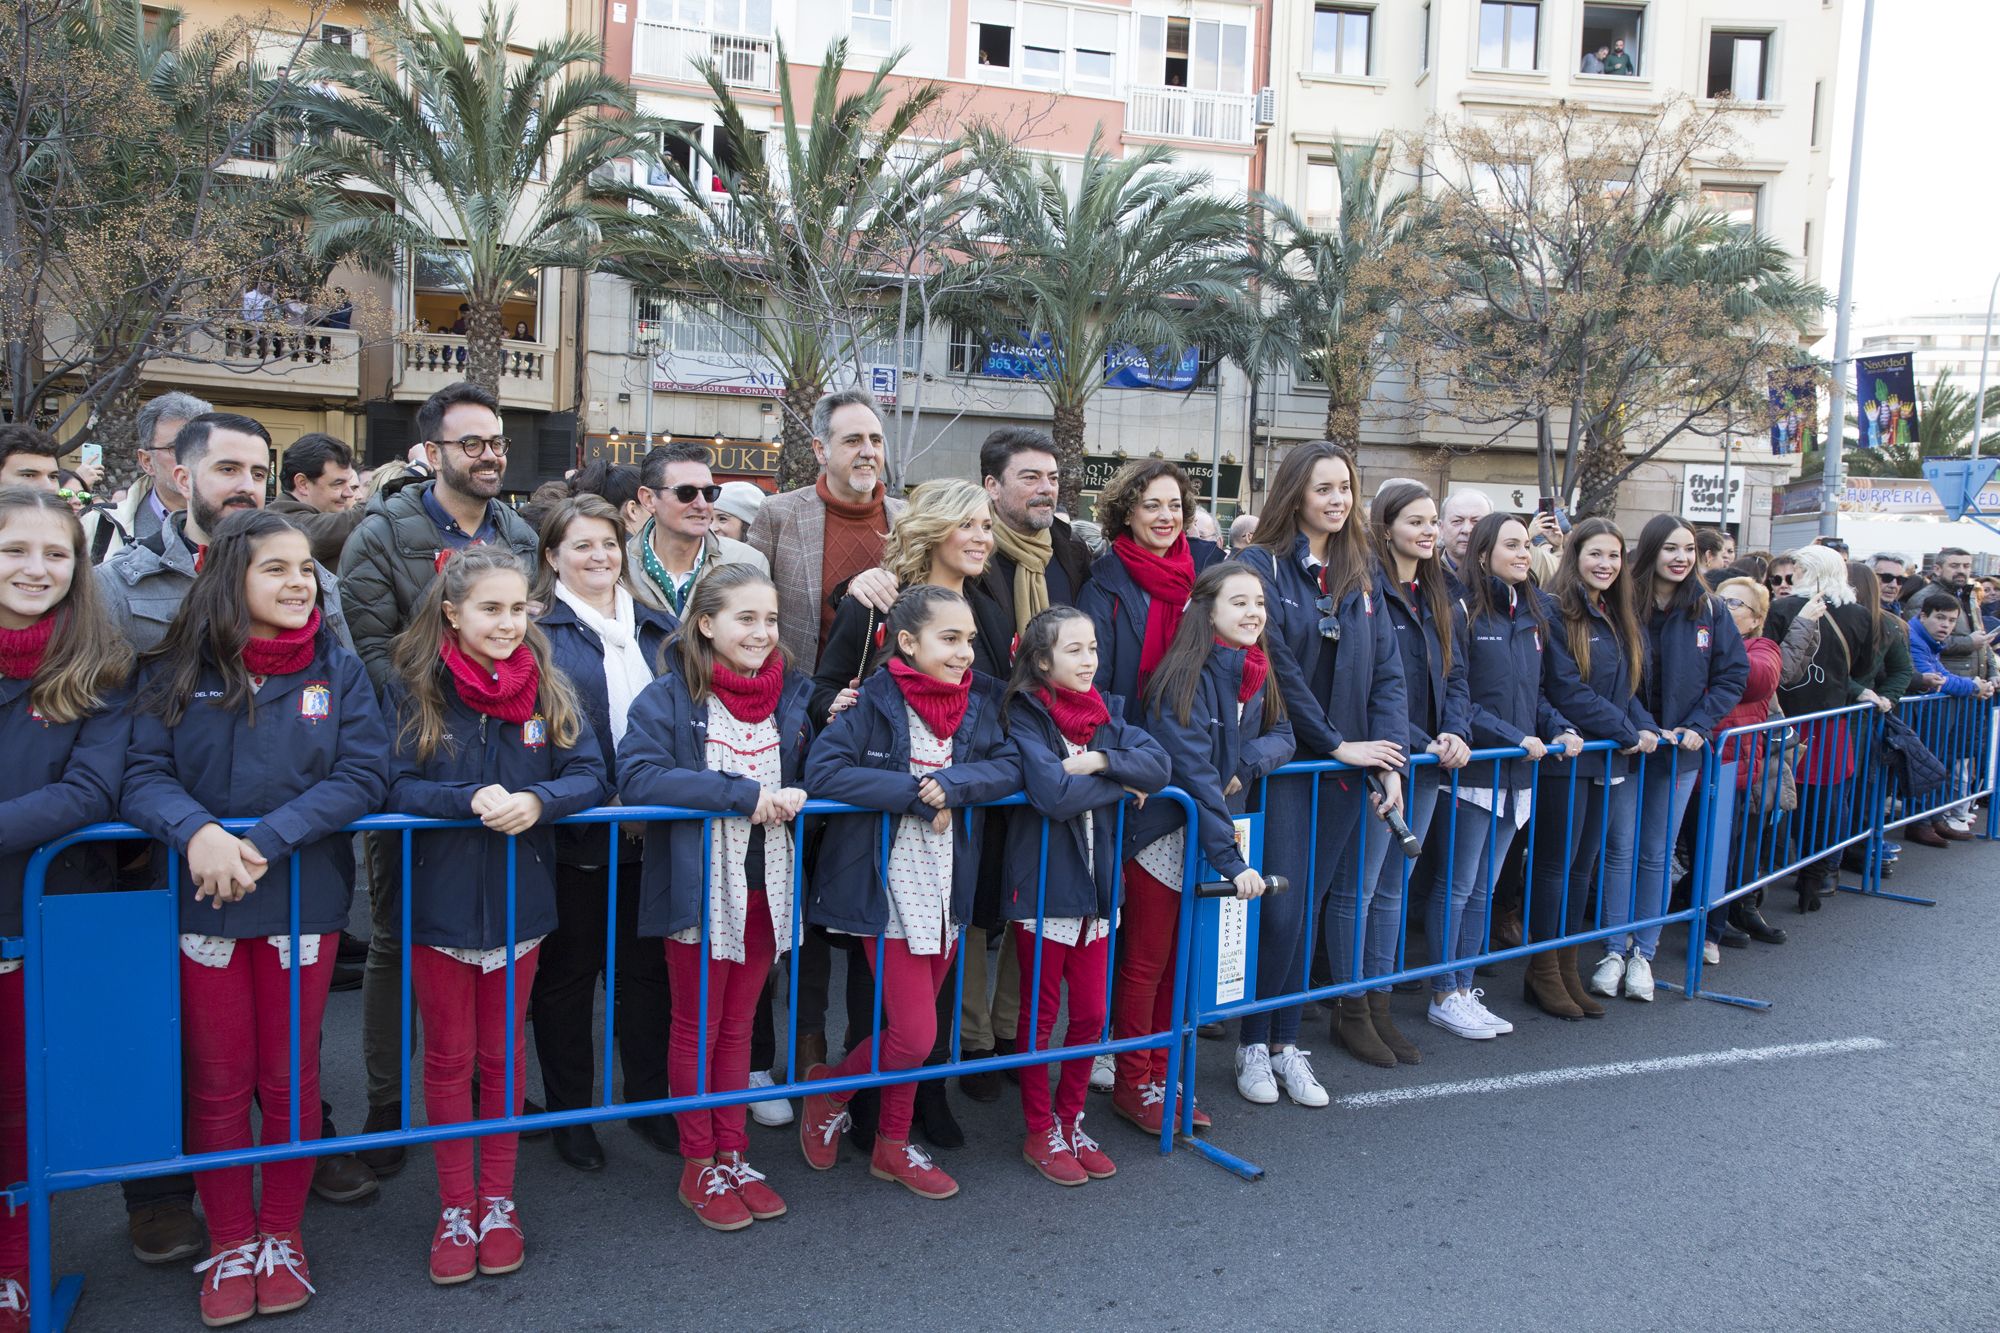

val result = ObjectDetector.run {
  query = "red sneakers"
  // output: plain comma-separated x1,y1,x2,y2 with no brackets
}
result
718,1151,788,1220
476,1197,525,1275
797,1064,851,1172
1111,1080,1165,1135
193,1237,259,1328
678,1159,753,1231
869,1137,959,1199
0,1271,28,1333
1022,1123,1087,1186
428,1206,480,1286
252,1230,315,1316
1068,1115,1117,1179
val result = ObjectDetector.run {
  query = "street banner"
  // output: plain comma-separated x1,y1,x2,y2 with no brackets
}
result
1768,367,1817,456
1103,343,1203,390
1854,352,1920,450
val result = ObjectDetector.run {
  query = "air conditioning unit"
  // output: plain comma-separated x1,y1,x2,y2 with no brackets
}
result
1255,86,1276,126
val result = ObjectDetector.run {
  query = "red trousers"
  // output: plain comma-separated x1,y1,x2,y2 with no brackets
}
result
1111,860,1179,1090
413,946,539,1209
828,937,957,1142
1009,922,1109,1136
181,941,336,1245
2,968,24,1275
665,895,777,1160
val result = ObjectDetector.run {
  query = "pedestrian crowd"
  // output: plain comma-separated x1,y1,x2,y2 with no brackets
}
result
0,390,1992,1329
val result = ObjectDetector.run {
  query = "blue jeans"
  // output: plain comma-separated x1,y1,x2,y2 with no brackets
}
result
1327,768,1441,991
1424,797,1521,994
1528,771,1638,943
1241,776,1361,1048
1604,757,1700,960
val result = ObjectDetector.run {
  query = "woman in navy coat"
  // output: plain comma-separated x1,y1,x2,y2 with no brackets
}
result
1075,460,1222,710
1234,442,1407,1109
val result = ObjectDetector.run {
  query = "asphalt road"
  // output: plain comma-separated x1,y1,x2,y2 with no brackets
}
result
47,836,2000,1332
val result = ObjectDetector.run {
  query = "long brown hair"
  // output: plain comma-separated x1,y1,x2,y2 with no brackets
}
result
1002,604,1094,728
390,545,582,764
1547,517,1642,684
1368,480,1453,675
1142,562,1285,731
1251,440,1373,604
1463,512,1545,629
532,493,635,608
673,562,787,705
0,486,130,723
137,510,313,726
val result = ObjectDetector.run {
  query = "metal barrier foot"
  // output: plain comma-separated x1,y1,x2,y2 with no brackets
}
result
1834,882,1937,907
1653,977,1773,1010
1183,1135,1265,1181
32,1274,83,1331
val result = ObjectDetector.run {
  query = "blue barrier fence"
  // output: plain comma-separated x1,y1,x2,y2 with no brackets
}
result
2,692,1993,1328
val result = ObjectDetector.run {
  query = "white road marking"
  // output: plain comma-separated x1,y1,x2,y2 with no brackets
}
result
1338,1037,1891,1108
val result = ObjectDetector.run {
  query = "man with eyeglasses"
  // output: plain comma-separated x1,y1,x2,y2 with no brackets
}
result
80,391,211,563
627,440,766,616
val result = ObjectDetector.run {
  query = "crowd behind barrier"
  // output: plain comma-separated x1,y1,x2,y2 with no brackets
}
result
5,687,1993,1330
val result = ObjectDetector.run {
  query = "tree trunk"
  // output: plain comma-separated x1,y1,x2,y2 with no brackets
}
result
1574,413,1625,517
777,377,822,492
1322,394,1361,448
91,371,143,484
463,301,504,394
1052,399,1088,515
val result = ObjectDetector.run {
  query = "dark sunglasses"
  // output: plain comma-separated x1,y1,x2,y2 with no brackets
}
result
1768,573,1795,587
663,484,722,505
1876,572,1903,584
56,487,92,503
432,434,510,459
1315,592,1341,640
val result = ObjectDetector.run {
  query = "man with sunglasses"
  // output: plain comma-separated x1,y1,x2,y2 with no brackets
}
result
627,440,766,616
1872,552,1914,616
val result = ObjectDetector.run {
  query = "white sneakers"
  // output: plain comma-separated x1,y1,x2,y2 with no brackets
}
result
1235,1043,1279,1104
1590,951,1655,1000
747,1070,794,1127
1464,989,1513,1034
1590,952,1627,997
1624,953,1655,1001
1703,940,1722,965
1427,992,1495,1039
1270,1047,1330,1107
1089,1053,1115,1092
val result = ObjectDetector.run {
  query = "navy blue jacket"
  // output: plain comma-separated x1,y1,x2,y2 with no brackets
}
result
1536,590,1658,763
1001,691,1171,924
1238,537,1406,760
538,592,678,865
0,682,130,937
1461,578,1572,791
123,643,389,937
1126,646,1294,880
616,663,815,939
1642,593,1750,742
802,669,1021,938
387,669,609,950
1075,537,1223,707
1375,567,1473,754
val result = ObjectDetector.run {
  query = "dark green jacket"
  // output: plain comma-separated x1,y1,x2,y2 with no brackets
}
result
1602,51,1635,74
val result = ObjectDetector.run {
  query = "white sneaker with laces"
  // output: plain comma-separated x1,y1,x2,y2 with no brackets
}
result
747,1070,795,1127
1234,1043,1279,1104
1427,992,1495,1040
1589,952,1626,997
1089,1052,1115,1091
1624,953,1655,1001
1703,940,1721,965
1269,1046,1330,1108
1464,989,1514,1035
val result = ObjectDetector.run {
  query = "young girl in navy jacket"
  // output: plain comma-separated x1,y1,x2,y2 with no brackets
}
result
122,510,388,1327
617,564,813,1232
798,586,1021,1201
0,488,133,1327
1001,606,1170,1186
386,546,606,1286
1113,563,1294,1135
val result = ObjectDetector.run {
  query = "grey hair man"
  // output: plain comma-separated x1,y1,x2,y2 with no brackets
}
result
1440,489,1494,568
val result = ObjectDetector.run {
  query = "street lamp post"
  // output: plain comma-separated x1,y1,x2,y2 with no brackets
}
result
1969,270,2000,464
1820,0,1876,538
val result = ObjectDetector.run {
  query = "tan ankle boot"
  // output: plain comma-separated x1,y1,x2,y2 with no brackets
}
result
1522,951,1583,1019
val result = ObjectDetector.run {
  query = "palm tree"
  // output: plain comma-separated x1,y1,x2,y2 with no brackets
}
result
1842,370,2000,478
604,39,952,490
1247,139,1415,446
288,0,661,391
939,134,1252,511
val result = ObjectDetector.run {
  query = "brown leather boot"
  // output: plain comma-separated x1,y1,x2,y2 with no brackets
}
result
1492,907,1525,950
1522,951,1583,1020
1555,945,1605,1018
1334,995,1396,1067
1366,991,1420,1064
788,1031,827,1081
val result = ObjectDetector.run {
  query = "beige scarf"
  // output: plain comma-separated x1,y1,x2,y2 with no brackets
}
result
991,521,1053,633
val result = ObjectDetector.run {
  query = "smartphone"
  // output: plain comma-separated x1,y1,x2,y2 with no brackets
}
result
1537,496,1557,518
80,442,102,469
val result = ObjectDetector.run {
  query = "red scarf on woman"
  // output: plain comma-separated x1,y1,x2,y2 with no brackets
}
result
711,653,785,723
888,657,972,738
1220,639,1269,703
0,613,58,680
243,608,320,678
1037,683,1109,747
440,633,542,724
1113,532,1195,691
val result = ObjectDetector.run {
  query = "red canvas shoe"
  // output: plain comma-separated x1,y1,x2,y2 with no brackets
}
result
252,1230,315,1315
678,1159,753,1232
193,1237,259,1328
718,1151,788,1220
869,1137,959,1199
476,1197,525,1276
797,1064,851,1172
1111,1080,1165,1136
428,1206,480,1286
1022,1123,1087,1186
1068,1115,1117,1179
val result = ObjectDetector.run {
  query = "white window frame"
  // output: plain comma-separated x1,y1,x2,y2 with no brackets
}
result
1310,4,1373,79
971,4,1124,96
1700,183,1763,236
850,0,894,56
1576,3,1646,80
1475,0,1541,73
1137,11,1250,94
1706,28,1774,102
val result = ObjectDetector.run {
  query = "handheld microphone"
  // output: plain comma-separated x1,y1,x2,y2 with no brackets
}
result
1367,771,1422,860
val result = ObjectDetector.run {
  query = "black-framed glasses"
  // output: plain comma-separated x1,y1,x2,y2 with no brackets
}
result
664,484,722,505
432,434,510,459
1315,592,1341,641
1877,572,1903,585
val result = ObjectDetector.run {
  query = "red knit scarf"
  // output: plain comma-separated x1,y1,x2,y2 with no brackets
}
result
440,633,542,724
888,657,972,738
0,612,57,680
1037,683,1109,747
1218,639,1269,703
243,608,320,678
1113,532,1195,692
711,653,785,723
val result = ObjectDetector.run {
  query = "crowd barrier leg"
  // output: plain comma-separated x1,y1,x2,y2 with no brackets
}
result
1840,710,1935,908
1167,797,1259,1180
1670,750,1771,1011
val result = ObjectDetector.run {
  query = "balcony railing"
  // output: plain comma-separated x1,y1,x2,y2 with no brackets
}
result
402,333,547,381
1125,86,1256,146
634,23,775,90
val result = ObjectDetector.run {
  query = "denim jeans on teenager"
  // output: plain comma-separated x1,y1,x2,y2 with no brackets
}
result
1528,771,1639,943
1241,777,1362,1049
1327,768,1440,991
1425,796,1522,994
1605,758,1700,961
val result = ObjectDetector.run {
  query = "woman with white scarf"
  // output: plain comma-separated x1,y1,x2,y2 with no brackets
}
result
533,495,682,1171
